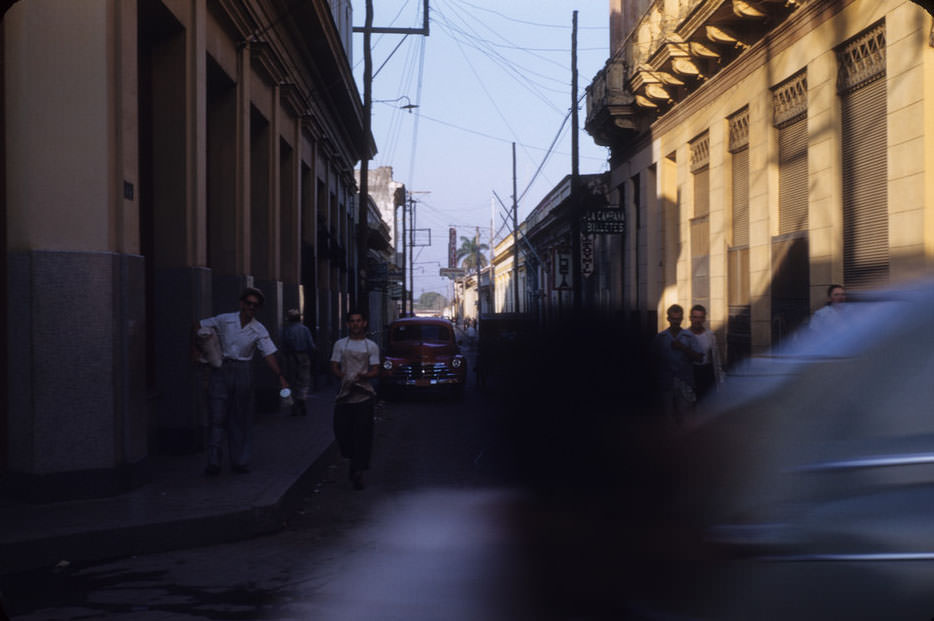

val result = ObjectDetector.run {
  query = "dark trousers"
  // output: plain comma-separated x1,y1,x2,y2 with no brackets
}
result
333,398,375,473
693,363,716,401
207,360,254,468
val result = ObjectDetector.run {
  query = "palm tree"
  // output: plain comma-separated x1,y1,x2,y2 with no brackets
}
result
455,236,489,273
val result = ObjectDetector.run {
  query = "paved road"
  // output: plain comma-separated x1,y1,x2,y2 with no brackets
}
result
4,327,677,621
3,355,556,620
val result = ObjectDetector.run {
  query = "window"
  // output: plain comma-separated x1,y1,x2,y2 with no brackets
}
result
838,22,888,290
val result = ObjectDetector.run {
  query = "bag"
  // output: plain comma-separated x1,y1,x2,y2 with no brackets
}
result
196,327,223,368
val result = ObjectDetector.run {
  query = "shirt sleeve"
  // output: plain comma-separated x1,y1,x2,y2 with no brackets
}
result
330,339,344,363
255,325,278,358
200,316,218,330
304,326,316,351
367,340,380,366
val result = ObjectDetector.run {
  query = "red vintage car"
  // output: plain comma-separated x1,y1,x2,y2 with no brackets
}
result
380,317,466,398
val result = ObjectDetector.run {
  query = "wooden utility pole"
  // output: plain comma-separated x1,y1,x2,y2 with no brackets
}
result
357,0,374,311
475,226,482,315
512,142,520,313
570,10,582,312
401,192,408,316
355,1,429,310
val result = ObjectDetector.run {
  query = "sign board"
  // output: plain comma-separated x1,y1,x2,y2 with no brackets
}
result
440,267,466,279
553,247,573,290
581,208,625,234
448,228,457,268
580,233,595,279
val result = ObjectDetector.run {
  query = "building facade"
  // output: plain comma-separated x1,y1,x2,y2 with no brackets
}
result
1,0,372,501
587,0,934,362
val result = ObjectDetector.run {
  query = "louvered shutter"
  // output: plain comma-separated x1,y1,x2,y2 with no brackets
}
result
732,148,749,246
841,36,887,290
779,118,808,234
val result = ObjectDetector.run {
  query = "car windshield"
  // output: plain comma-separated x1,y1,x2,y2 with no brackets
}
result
392,324,451,343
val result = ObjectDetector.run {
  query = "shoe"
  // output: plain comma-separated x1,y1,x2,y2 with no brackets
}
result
351,471,365,490
232,464,251,474
204,464,221,476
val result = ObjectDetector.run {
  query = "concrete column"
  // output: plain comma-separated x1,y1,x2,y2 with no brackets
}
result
4,0,147,500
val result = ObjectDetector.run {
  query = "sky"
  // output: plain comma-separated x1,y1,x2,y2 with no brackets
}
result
350,0,611,301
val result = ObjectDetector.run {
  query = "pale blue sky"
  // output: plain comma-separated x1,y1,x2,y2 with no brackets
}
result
351,0,611,299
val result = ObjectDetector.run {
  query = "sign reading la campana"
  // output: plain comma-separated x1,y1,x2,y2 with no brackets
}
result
581,208,624,234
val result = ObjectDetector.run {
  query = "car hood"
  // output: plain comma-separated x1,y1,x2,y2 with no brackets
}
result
386,341,458,358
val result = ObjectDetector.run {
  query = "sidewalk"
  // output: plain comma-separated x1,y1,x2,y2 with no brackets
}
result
0,389,338,576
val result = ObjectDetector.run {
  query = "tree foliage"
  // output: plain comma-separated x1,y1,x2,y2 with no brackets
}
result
417,291,448,309
455,236,489,273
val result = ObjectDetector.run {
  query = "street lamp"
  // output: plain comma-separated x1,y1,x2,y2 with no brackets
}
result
375,95,419,113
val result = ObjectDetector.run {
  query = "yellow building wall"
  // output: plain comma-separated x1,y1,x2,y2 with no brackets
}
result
621,0,932,351
5,0,125,253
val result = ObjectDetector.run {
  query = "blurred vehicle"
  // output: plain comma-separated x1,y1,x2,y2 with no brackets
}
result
476,312,530,389
641,279,934,620
380,317,466,399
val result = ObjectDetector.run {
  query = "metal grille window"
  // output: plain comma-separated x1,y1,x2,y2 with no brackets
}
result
690,133,710,308
774,72,808,234
690,133,710,217
729,108,750,247
838,22,888,290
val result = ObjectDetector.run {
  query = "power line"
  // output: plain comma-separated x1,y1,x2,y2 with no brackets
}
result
451,0,609,30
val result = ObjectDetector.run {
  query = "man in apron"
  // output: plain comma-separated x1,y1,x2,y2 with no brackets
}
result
330,310,381,490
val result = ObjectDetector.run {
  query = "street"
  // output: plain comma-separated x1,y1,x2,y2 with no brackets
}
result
0,335,644,621
2,319,694,621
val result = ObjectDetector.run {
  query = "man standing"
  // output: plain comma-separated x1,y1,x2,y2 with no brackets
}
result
688,304,725,402
654,304,703,425
199,287,288,475
810,284,847,333
280,308,317,416
330,310,380,490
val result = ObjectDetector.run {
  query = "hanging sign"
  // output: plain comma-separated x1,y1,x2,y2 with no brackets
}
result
448,228,457,268
581,233,595,279
553,247,573,290
581,208,625,234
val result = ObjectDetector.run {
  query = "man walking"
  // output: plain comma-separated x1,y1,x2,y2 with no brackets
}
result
280,308,316,416
330,310,380,490
654,304,703,425
199,287,288,475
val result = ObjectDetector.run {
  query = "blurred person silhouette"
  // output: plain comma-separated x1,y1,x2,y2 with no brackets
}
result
280,308,316,416
654,304,703,425
688,304,725,401
810,284,847,333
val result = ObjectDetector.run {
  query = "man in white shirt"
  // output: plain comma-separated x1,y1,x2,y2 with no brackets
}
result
199,287,288,475
810,284,847,334
330,310,380,490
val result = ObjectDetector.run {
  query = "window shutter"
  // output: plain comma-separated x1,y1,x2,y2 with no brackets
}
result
731,147,749,246
839,23,887,290
778,118,808,234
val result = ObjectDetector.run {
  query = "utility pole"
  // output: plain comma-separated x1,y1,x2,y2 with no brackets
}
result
490,195,496,313
409,196,415,314
512,142,520,314
401,192,408,316
570,10,582,313
355,1,429,310
475,226,482,315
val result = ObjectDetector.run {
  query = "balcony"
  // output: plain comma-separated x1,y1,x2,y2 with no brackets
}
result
586,0,800,148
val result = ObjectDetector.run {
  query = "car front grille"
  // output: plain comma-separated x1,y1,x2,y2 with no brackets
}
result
391,362,460,381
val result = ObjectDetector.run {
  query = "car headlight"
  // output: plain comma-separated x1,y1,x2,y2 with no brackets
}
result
451,358,462,368
382,360,393,370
